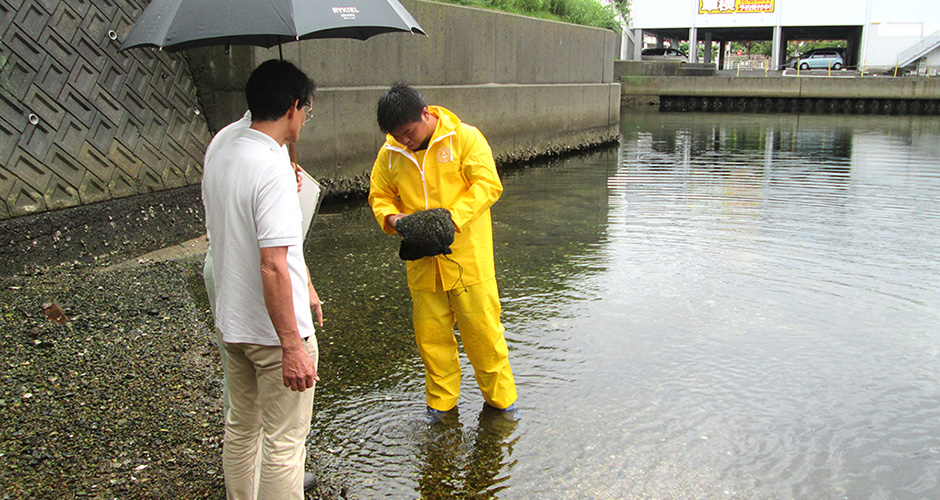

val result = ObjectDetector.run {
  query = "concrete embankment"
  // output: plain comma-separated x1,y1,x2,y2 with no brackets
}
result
186,0,622,195
616,61,940,114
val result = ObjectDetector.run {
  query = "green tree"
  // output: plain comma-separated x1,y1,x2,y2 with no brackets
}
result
787,40,847,58
678,41,718,61
609,0,630,24
729,41,772,57
433,0,625,31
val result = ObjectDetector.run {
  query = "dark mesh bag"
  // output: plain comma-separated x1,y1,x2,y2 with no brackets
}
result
396,208,455,261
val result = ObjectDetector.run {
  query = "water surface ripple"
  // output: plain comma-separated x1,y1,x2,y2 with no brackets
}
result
307,112,940,499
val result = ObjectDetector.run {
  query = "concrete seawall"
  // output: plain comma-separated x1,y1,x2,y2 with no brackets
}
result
619,73,940,114
293,83,620,197
185,0,621,197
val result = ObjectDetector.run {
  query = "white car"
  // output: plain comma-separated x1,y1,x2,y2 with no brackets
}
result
794,49,844,70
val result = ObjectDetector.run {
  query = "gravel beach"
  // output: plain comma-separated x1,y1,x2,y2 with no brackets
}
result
0,242,346,500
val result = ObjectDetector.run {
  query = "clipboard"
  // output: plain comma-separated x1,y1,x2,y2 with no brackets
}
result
298,169,323,240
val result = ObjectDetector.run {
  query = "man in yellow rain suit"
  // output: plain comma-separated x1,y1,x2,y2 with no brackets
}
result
368,83,519,423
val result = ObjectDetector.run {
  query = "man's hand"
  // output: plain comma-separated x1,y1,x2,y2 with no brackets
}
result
281,341,318,392
292,162,303,192
309,283,323,327
385,213,407,234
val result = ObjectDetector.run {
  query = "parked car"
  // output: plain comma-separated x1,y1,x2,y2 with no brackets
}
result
641,47,688,62
794,49,844,70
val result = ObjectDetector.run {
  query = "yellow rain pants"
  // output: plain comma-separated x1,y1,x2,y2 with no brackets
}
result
411,276,517,411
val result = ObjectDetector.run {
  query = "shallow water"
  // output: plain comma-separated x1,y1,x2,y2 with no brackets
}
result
305,111,940,499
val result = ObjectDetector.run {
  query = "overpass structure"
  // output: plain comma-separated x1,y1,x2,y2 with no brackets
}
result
624,0,940,75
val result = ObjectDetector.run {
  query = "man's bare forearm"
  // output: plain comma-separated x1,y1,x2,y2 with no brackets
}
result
260,246,302,348
260,246,317,390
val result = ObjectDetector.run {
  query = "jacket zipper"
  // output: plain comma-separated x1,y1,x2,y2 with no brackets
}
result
387,130,456,211
420,131,456,209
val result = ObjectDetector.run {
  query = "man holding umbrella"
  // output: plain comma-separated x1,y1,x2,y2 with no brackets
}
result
202,59,321,500
119,0,427,494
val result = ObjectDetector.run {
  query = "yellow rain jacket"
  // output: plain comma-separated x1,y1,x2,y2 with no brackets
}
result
369,106,502,292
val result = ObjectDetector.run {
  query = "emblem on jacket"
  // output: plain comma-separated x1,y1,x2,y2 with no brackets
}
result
437,147,452,163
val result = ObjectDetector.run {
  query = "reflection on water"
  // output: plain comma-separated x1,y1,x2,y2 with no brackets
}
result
413,408,519,499
306,111,940,499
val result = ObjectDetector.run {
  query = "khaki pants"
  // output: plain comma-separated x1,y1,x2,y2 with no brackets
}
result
222,338,317,500
410,277,517,411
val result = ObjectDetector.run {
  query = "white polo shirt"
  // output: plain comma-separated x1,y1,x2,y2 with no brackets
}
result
202,127,314,346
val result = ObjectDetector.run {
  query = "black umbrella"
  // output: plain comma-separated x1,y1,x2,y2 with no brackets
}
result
119,0,427,52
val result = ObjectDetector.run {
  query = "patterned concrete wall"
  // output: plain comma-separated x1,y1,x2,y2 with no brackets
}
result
0,0,211,220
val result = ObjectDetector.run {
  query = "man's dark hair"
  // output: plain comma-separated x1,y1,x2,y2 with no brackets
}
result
377,83,426,133
245,59,316,122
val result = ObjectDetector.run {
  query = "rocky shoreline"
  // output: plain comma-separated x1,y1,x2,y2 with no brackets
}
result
0,250,346,499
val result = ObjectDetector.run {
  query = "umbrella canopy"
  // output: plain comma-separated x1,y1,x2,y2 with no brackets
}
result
119,0,427,52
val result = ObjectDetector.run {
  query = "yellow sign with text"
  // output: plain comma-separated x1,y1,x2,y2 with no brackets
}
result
700,0,774,14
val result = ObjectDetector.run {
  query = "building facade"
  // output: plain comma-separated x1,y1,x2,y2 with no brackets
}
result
625,0,940,74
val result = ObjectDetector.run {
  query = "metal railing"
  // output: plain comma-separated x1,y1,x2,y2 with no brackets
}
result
897,30,940,68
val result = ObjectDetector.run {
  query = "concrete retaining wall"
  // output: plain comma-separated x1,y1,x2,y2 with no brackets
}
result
621,75,940,100
614,60,716,78
0,0,210,221
185,0,621,196
291,83,620,195
620,75,940,114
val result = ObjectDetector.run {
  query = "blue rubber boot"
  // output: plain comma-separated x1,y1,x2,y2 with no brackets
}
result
482,402,521,422
424,406,456,425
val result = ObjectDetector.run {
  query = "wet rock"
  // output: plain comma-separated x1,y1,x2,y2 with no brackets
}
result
42,302,69,324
